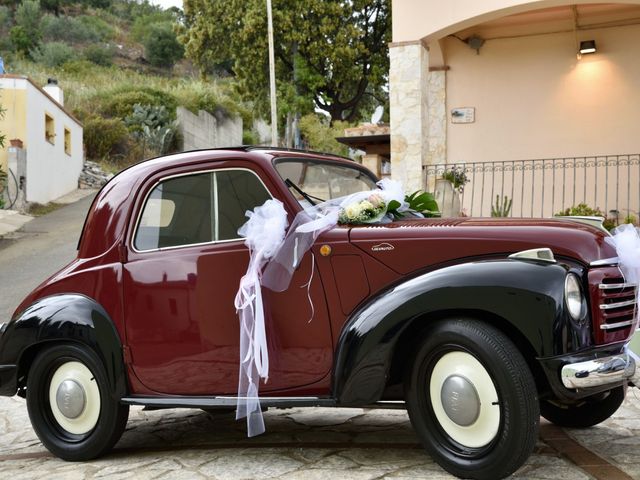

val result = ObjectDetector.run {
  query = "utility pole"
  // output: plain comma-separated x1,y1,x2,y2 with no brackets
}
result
266,0,278,146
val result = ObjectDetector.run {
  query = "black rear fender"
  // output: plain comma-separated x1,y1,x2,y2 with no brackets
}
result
0,294,126,399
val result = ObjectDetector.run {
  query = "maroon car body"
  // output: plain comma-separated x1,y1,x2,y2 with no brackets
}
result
0,147,636,480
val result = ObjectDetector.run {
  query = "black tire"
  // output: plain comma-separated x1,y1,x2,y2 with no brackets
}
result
541,386,626,428
26,343,129,461
405,319,539,480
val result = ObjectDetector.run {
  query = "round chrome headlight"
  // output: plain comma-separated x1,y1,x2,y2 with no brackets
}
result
565,274,584,320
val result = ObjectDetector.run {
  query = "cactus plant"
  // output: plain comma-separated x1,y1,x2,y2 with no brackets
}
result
491,195,512,217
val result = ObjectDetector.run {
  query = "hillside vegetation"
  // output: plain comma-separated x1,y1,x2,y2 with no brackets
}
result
0,0,358,166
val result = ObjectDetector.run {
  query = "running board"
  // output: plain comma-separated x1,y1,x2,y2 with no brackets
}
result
121,396,407,410
121,396,337,409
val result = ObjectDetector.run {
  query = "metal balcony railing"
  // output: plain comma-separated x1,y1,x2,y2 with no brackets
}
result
424,154,640,220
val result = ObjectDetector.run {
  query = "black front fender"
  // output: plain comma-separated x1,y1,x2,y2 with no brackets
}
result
333,259,580,405
0,294,126,398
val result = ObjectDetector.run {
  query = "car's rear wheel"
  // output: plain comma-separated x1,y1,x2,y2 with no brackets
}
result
26,344,129,461
405,319,539,480
541,386,626,428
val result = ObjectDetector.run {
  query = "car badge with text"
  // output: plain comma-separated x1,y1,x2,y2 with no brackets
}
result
371,242,395,252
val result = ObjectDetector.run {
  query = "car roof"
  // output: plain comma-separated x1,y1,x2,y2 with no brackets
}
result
111,146,356,184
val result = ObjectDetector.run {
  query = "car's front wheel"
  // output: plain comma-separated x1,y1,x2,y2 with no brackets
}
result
26,343,129,461
405,319,539,480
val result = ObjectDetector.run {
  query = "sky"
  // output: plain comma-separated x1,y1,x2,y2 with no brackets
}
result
149,0,183,10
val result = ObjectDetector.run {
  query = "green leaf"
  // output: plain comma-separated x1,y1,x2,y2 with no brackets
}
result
404,190,439,215
387,199,401,211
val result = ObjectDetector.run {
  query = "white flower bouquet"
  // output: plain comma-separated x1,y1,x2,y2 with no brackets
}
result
338,193,387,224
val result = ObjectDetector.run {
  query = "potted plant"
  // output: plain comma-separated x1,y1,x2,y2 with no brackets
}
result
435,167,468,217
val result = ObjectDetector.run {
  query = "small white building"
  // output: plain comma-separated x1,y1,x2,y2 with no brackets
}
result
0,75,83,205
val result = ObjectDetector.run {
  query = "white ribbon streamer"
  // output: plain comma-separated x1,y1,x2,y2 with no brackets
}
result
234,199,288,437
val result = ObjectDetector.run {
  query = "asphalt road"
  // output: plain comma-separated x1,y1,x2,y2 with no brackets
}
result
0,194,95,322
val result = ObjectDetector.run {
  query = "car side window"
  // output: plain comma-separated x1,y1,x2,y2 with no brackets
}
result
134,173,214,251
216,169,272,240
133,169,272,251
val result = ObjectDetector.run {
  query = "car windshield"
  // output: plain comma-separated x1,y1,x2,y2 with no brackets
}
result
274,158,378,207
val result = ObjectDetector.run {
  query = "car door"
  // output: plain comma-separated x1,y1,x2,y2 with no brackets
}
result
123,162,334,395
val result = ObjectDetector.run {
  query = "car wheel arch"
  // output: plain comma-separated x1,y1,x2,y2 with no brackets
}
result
5,294,127,400
332,260,566,406
386,310,550,401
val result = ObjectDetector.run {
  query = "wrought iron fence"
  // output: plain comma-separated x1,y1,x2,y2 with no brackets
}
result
424,154,640,220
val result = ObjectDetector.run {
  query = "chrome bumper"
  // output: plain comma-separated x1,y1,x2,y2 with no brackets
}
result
628,348,640,387
561,353,636,389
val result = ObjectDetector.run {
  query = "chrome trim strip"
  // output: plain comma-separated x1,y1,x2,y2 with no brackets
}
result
130,167,274,254
600,320,636,330
0,322,7,334
213,171,219,241
599,299,636,310
561,353,636,389
508,248,556,263
590,256,620,267
599,282,637,290
556,215,610,234
121,395,336,408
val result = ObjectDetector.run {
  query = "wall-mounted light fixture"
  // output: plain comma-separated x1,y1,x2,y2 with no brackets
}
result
465,35,485,55
579,40,597,55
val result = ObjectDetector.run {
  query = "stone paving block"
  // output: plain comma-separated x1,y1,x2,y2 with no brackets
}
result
1,391,639,479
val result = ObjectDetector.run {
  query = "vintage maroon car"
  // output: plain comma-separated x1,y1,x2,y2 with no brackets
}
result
0,147,637,479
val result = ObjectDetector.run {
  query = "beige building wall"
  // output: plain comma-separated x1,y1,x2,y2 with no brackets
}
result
0,81,27,172
444,23,640,164
392,0,640,42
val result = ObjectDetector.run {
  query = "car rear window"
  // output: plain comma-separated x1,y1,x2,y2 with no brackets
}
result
134,173,213,251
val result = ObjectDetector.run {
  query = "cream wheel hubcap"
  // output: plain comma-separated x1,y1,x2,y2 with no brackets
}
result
429,351,500,448
48,361,100,435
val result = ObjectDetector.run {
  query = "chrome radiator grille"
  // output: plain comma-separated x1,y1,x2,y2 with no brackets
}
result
589,267,638,344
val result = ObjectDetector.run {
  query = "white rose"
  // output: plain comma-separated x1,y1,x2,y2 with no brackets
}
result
345,204,361,219
359,200,374,211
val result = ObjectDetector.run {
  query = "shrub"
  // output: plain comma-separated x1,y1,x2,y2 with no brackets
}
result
30,41,76,67
143,22,184,69
299,113,350,156
77,15,115,41
10,26,36,56
242,130,258,145
131,12,176,42
40,14,101,43
83,44,114,66
15,0,41,37
83,117,129,160
96,87,177,120
0,6,10,33
60,59,96,75
556,203,616,231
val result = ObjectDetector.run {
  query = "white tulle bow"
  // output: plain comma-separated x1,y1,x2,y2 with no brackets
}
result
605,224,640,302
234,180,411,436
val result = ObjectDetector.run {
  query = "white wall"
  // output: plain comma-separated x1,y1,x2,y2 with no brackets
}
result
25,82,83,204
444,23,640,164
177,107,242,151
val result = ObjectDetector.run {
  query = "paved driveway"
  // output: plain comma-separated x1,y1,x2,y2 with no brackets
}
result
1,392,640,479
